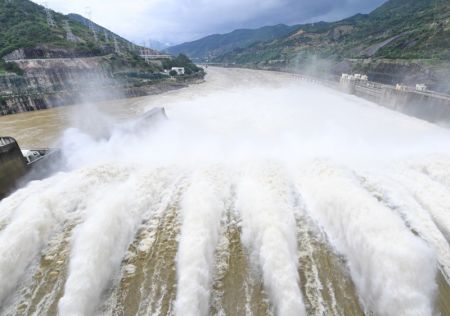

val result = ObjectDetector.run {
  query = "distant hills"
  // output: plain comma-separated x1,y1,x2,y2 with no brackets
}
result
168,0,450,63
167,0,450,91
215,0,450,63
166,24,299,60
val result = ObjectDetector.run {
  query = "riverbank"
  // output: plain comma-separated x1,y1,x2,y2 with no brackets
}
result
212,63,450,126
211,58,450,94
0,74,204,115
0,55,205,115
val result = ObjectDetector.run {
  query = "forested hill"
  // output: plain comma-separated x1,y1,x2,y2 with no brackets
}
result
166,24,300,60
0,0,140,59
168,0,450,63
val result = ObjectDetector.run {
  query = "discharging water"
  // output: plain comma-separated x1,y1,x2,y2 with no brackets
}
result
1,68,450,315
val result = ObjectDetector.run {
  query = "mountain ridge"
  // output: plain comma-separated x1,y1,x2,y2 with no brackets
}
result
167,0,450,63
166,24,300,60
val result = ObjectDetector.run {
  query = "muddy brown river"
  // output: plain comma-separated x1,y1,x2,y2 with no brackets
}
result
0,67,450,316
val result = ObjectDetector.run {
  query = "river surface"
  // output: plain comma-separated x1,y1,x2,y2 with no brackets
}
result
1,67,450,316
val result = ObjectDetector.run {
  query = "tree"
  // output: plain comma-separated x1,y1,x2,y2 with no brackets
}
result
169,70,177,76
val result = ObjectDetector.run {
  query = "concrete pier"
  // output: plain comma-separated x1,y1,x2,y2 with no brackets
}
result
0,137,27,199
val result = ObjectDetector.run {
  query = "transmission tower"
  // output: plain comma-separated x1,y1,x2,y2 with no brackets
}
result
103,29,109,42
85,7,98,42
43,2,56,28
113,36,121,54
64,20,76,42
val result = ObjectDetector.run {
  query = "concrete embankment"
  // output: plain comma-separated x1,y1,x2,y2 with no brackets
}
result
237,65,450,125
0,137,26,199
214,63,450,125
341,79,450,125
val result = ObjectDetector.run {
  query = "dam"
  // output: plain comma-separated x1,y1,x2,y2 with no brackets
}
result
0,67,450,315
339,75,450,126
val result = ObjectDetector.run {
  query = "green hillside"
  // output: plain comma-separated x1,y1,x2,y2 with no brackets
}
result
0,0,168,74
0,0,136,58
167,0,449,67
213,0,450,63
166,24,300,60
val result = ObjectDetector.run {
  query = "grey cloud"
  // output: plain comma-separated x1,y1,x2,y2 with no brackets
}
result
41,0,387,44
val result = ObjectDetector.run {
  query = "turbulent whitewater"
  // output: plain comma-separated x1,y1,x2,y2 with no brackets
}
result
1,68,450,315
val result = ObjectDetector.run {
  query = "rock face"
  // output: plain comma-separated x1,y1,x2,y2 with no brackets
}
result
0,56,114,114
0,55,203,115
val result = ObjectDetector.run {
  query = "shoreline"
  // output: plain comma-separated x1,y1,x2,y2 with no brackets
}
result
0,74,205,116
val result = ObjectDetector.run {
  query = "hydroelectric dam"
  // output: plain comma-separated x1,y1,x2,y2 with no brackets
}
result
0,67,450,315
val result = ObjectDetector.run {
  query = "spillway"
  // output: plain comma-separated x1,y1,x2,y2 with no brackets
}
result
0,67,450,315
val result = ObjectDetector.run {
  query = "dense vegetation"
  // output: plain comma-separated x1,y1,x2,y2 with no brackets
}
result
0,0,166,75
0,0,116,57
169,0,450,65
0,0,155,58
0,59,23,75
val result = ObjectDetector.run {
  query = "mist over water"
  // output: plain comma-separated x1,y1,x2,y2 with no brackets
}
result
1,68,450,315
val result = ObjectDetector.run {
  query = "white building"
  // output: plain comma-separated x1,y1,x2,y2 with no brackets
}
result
416,84,427,92
171,67,185,75
340,73,354,82
341,73,368,82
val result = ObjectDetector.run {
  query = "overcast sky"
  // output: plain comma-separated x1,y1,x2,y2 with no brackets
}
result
38,0,387,45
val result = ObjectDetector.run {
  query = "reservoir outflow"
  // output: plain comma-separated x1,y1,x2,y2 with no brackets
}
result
0,67,449,315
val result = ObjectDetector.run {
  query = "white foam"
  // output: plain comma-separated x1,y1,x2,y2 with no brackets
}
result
359,169,450,282
295,161,437,315
0,165,122,305
236,163,306,316
390,167,450,241
2,67,450,313
59,169,174,315
175,167,231,316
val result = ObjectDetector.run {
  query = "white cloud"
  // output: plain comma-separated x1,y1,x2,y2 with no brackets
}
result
38,0,386,45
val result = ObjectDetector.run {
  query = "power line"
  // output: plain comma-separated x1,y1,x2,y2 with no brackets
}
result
104,29,109,42
42,2,56,28
85,7,98,42
113,36,121,54
64,20,76,42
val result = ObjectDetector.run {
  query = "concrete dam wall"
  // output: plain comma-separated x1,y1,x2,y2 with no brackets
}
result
342,80,450,125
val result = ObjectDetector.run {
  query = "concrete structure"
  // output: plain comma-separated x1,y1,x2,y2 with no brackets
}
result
416,84,427,92
339,76,450,124
171,67,185,75
396,84,408,91
0,137,26,199
341,73,368,82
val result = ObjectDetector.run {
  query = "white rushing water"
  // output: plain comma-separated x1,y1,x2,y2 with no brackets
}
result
1,67,450,315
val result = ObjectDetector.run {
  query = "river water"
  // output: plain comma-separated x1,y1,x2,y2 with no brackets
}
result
0,67,450,316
